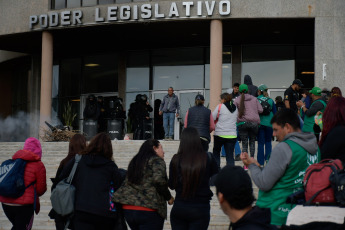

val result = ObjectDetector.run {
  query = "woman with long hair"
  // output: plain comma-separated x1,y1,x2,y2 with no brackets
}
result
234,84,263,170
169,127,218,230
212,92,238,168
49,134,87,229
257,84,276,167
113,139,174,230
58,132,123,229
319,96,345,163
330,87,342,98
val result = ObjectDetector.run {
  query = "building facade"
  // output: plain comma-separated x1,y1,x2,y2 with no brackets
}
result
0,0,344,140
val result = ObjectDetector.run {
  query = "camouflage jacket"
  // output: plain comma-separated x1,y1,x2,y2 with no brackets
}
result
112,155,172,219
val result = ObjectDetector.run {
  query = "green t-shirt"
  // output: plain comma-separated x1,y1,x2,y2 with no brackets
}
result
257,95,274,127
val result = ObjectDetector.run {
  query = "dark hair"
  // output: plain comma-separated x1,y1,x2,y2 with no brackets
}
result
319,97,345,147
216,186,255,210
127,139,160,185
220,93,232,102
275,96,283,103
170,127,206,198
331,87,342,97
270,108,300,130
233,83,240,87
59,134,87,169
81,132,113,160
238,92,246,118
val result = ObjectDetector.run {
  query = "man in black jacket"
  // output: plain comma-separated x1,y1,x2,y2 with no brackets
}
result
212,165,277,230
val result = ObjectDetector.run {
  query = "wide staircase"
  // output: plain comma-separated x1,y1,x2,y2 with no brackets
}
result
0,140,258,230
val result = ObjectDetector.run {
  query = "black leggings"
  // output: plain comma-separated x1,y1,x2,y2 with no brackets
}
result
2,203,34,230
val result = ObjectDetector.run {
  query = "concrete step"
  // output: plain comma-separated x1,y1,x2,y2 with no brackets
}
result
0,140,261,230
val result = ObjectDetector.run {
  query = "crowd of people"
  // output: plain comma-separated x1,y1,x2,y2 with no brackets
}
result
1,76,345,230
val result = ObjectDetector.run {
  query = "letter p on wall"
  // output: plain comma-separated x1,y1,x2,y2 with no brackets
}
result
29,15,38,29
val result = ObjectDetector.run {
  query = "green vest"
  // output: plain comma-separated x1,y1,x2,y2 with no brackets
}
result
302,100,327,133
256,140,320,226
258,95,274,127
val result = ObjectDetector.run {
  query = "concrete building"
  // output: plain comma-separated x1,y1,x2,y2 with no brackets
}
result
0,0,344,140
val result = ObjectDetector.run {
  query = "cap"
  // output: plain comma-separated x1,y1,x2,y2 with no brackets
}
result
239,84,248,93
211,165,253,198
258,84,268,91
309,87,322,96
195,94,205,101
292,79,304,87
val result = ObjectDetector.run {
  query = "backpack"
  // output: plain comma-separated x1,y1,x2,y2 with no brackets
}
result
50,154,82,216
0,158,34,198
329,167,345,207
258,97,271,115
303,159,343,205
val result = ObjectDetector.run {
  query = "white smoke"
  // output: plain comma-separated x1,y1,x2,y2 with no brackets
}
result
0,110,63,142
0,111,31,142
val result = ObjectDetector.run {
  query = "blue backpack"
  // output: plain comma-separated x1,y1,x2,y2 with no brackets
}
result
0,159,34,198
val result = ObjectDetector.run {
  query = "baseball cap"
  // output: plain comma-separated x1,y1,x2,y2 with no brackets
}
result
211,165,253,198
258,84,268,91
239,84,248,93
195,94,205,101
309,87,322,96
292,79,304,87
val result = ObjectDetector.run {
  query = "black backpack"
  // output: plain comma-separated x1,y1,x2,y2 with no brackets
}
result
259,97,271,115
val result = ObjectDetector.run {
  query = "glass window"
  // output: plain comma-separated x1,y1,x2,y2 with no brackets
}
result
116,0,131,3
60,58,82,97
54,0,66,9
152,48,204,90
82,54,118,93
126,51,150,92
67,0,81,8
242,46,295,89
82,0,97,6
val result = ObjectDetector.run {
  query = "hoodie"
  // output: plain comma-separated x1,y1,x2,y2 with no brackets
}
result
231,206,277,230
59,154,123,218
234,94,263,124
249,132,320,226
0,138,47,213
212,101,238,136
244,75,258,97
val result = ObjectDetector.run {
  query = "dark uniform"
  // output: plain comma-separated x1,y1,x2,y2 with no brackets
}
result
284,86,299,113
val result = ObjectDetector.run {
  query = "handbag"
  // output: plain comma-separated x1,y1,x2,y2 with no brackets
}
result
50,154,82,216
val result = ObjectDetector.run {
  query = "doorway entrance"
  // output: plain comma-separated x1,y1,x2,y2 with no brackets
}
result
79,92,118,133
152,90,204,140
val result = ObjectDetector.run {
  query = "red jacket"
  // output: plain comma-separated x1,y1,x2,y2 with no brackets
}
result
0,150,47,209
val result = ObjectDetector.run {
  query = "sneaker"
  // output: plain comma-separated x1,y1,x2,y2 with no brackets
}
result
243,165,248,171
168,137,173,141
235,155,241,161
164,137,170,141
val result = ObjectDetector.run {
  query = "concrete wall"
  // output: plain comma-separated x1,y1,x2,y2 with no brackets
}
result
0,0,344,91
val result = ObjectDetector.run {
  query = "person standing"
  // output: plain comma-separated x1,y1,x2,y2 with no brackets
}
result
275,96,285,111
113,139,174,230
49,134,87,230
244,75,258,97
234,84,263,169
284,79,303,114
0,137,47,230
169,127,218,230
257,84,277,167
241,109,320,226
159,87,180,140
297,87,327,142
213,165,276,230
184,94,215,152
59,133,124,230
212,93,238,168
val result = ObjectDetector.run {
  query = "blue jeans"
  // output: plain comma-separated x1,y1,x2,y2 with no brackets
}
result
163,112,175,138
222,141,240,156
170,202,210,230
124,210,164,230
212,136,236,168
257,125,273,166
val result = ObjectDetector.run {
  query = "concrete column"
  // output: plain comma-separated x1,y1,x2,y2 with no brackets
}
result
210,20,223,111
39,31,53,138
